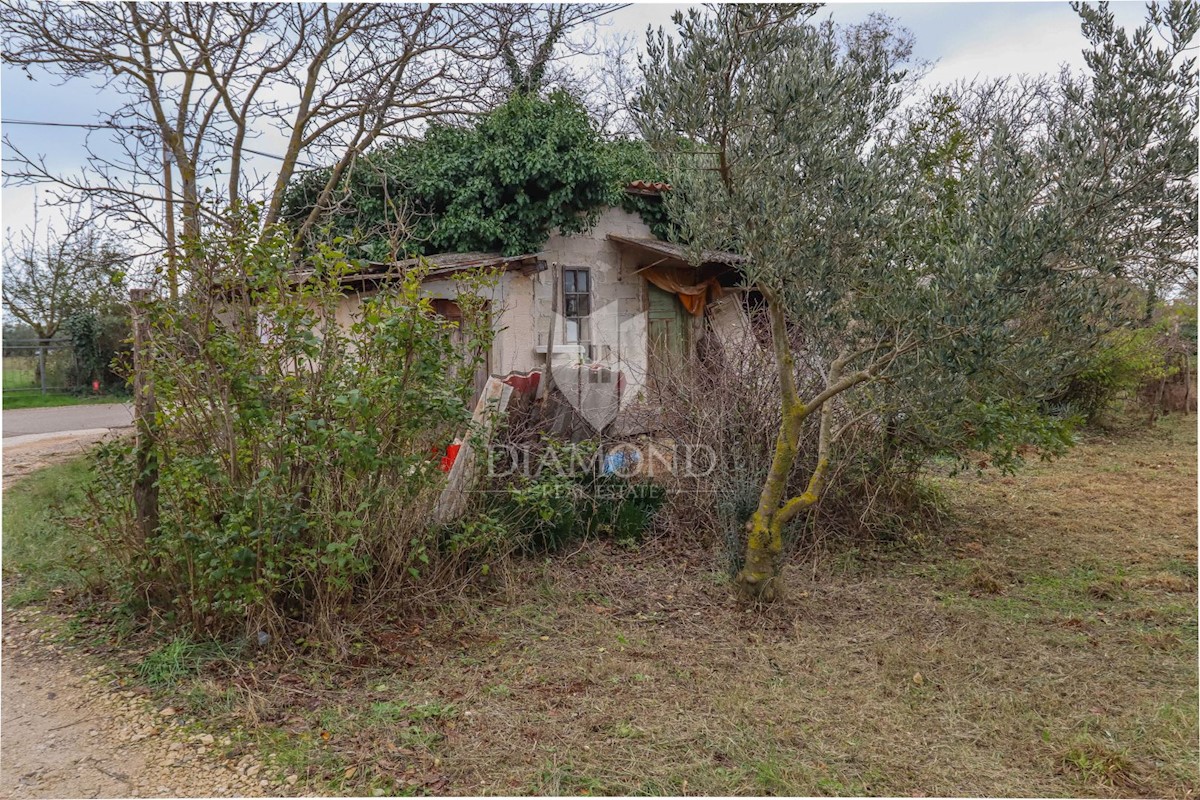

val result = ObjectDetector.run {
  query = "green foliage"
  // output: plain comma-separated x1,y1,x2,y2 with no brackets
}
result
63,309,130,392
83,215,496,640
1,456,99,606
1049,294,1197,425
604,138,674,240
282,92,670,260
1057,326,1177,423
445,438,664,559
405,91,611,256
136,636,229,687
638,4,1196,491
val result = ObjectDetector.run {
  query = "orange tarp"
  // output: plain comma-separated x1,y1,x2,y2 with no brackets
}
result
641,264,722,317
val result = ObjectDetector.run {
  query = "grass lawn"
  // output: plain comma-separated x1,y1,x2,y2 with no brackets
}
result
4,416,1197,797
2,392,126,410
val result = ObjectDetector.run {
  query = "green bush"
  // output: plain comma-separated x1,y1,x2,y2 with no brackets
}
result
1057,328,1174,423
84,218,495,642
444,438,664,562
64,309,130,393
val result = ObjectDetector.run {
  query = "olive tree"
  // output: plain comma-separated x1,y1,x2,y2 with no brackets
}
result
637,3,1197,600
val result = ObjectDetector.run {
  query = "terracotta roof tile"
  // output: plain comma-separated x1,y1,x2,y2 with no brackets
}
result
625,180,672,195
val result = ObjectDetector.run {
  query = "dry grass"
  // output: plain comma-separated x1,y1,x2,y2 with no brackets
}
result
169,416,1198,797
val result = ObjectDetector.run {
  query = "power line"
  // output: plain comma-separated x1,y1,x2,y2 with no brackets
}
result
3,118,114,129
1,118,320,168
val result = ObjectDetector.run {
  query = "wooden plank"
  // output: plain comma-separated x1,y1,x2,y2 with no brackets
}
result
433,376,514,523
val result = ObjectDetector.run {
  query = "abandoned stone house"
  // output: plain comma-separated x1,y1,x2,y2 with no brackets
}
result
321,183,749,434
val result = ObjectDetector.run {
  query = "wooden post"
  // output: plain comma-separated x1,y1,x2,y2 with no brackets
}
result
538,262,559,401
37,342,46,395
163,140,179,302
130,288,159,550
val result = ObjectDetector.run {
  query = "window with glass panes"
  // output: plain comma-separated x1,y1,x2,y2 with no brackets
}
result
562,267,591,348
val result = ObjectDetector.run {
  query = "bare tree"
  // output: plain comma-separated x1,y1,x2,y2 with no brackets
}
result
484,3,620,96
2,3,619,296
578,31,644,137
2,201,128,341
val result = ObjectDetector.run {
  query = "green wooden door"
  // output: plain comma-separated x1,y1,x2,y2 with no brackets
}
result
647,283,686,385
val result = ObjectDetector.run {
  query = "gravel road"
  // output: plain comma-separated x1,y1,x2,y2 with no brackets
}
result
2,402,136,487
2,430,128,488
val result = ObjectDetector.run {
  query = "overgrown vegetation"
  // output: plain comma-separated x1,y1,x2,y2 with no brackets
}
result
77,221,502,644
634,310,955,577
1056,299,1197,424
8,415,1192,796
281,91,670,260
638,4,1197,599
448,436,665,559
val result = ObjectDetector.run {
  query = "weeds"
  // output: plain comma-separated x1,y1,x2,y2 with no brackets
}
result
2,456,98,604
135,636,230,687
1061,738,1138,789
81,222,497,644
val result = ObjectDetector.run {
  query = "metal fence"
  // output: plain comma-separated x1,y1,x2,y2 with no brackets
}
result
2,340,78,394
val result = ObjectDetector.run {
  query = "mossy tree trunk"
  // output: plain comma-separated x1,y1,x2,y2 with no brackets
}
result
734,295,896,601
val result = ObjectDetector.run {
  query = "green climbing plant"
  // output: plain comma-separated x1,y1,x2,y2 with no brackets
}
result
282,91,670,260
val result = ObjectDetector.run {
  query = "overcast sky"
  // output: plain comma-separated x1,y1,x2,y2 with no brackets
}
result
0,1,1154,243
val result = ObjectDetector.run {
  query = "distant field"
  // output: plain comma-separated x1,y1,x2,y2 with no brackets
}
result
2,392,121,411
3,351,122,409
3,351,80,400
3,360,37,389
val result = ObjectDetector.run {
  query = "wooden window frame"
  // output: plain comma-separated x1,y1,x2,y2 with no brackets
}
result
562,267,592,357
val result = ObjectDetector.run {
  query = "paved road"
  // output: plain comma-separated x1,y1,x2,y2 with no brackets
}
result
2,403,133,438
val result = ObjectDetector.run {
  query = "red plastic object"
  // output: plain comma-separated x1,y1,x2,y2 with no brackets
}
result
92,380,100,393
439,442,461,472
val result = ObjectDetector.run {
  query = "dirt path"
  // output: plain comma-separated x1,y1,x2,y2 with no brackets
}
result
3,399,136,487
1,607,275,799
2,430,131,488
0,609,274,796
1,447,281,798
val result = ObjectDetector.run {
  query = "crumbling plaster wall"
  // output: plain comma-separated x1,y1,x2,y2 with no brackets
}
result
326,206,657,382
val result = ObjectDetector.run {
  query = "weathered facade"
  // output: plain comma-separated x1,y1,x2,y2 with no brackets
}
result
326,204,745,432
